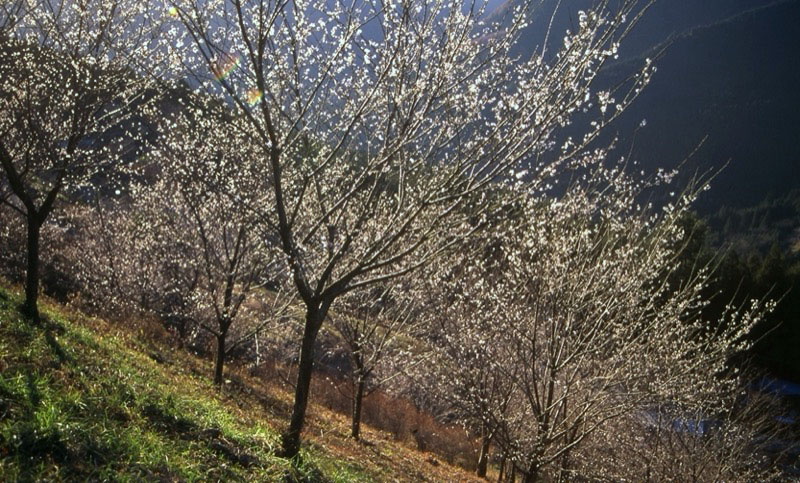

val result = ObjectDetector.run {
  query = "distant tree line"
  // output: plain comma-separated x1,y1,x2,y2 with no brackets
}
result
679,210,800,381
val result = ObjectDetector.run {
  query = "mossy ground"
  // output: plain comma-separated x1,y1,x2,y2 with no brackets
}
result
0,284,482,482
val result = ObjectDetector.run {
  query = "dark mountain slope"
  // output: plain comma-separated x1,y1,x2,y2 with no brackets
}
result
607,0,800,208
488,0,799,210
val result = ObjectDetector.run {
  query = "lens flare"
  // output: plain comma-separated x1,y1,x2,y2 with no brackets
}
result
245,87,264,106
212,54,240,82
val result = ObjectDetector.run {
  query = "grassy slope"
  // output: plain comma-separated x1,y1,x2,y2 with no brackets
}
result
0,284,481,482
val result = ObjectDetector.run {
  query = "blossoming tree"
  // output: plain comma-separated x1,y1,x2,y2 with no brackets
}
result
0,0,164,321
425,165,772,480
160,0,653,456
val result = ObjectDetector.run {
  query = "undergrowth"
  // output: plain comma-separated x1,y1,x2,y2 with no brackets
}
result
0,286,370,482
0,284,483,482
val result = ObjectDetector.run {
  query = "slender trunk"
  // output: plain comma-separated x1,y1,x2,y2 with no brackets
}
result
351,373,365,440
280,304,324,457
214,331,226,386
477,431,492,477
497,453,506,482
524,463,540,483
23,215,41,323
558,445,571,482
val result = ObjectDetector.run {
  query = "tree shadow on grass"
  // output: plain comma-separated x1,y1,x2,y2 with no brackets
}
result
44,330,70,367
8,371,73,482
24,371,41,410
141,402,261,468
279,453,329,483
140,403,334,481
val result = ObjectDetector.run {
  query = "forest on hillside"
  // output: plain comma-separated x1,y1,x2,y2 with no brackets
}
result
1,0,799,480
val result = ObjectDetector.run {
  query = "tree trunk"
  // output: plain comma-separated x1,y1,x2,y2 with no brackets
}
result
280,305,324,457
23,215,41,323
558,447,571,482
351,374,365,440
523,463,540,483
214,332,226,386
497,453,506,482
477,431,492,477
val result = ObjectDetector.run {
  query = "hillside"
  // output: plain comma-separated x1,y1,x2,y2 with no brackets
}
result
606,0,800,210
0,283,482,482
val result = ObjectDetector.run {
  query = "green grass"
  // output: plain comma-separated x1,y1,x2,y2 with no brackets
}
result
0,286,372,482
